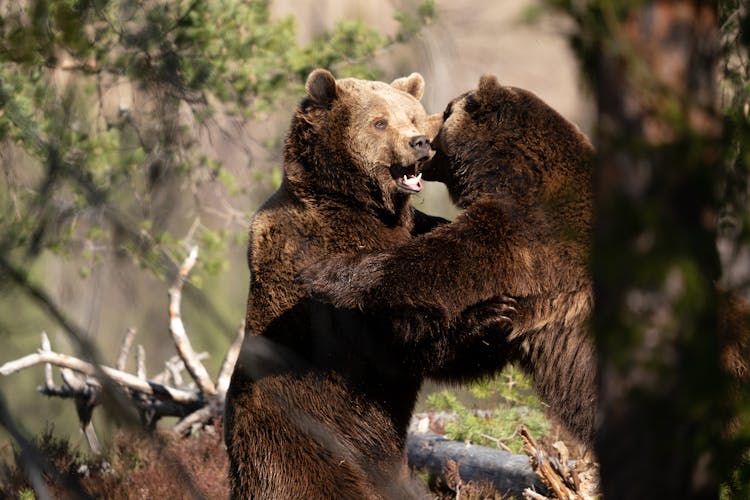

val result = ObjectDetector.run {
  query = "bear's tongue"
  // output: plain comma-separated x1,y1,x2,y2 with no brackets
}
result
397,172,423,193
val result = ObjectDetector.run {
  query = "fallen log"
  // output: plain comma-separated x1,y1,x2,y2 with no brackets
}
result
407,431,549,497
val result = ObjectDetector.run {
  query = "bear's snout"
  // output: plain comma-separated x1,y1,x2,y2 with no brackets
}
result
409,135,431,157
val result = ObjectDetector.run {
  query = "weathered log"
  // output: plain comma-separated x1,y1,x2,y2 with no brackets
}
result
406,431,548,497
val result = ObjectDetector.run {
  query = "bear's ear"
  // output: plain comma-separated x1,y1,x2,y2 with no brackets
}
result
477,74,500,101
390,73,425,100
306,69,338,106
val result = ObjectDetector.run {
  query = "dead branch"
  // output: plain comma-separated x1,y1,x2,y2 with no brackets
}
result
173,406,214,436
168,246,216,396
0,246,245,449
216,322,245,398
0,342,200,403
152,352,209,386
136,345,147,380
167,358,184,387
116,328,136,371
41,332,53,388
520,426,599,500
60,368,102,455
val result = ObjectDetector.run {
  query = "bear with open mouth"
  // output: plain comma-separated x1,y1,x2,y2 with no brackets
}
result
301,74,598,446
223,69,493,498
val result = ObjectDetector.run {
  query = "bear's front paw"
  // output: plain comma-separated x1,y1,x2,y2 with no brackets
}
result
297,255,364,309
459,295,518,338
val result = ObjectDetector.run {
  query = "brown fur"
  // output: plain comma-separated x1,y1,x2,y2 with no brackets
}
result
224,69,447,498
719,289,750,382
302,75,750,449
302,75,598,444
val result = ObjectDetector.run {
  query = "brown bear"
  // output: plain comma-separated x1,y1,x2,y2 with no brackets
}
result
301,74,599,445
301,74,750,451
224,69,496,498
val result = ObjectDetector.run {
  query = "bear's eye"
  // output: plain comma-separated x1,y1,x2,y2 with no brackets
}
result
374,119,388,130
464,94,480,114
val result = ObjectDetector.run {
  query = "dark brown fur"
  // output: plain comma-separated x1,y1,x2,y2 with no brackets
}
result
719,289,750,382
302,75,599,444
224,69,453,498
303,75,750,449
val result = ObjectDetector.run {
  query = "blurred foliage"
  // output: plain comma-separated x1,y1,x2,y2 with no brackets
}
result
539,0,750,495
719,2,750,496
720,0,750,247
0,0,422,286
0,0,441,384
426,365,550,454
0,0,437,280
394,0,436,42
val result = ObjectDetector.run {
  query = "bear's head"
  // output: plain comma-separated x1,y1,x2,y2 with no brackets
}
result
423,74,594,213
285,69,442,215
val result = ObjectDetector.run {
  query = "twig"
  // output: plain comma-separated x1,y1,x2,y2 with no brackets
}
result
116,328,136,371
60,368,102,455
167,359,183,387
41,332,53,389
521,426,572,500
520,426,601,500
168,246,216,395
173,406,213,436
523,489,550,500
0,350,200,403
216,322,245,399
136,345,146,380
479,432,513,453
553,441,572,486
151,352,208,385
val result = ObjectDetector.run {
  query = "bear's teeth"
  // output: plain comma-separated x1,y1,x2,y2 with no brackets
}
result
415,172,422,182
403,175,409,182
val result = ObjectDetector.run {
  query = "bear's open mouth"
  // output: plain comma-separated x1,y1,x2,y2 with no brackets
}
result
390,164,423,194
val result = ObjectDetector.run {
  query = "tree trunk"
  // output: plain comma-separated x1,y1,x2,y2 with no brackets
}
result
589,1,731,498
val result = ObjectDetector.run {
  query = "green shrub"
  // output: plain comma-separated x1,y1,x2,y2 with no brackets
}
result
425,364,550,454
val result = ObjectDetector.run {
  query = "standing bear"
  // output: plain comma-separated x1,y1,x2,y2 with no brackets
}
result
303,74,750,450
225,69,462,498
302,74,599,445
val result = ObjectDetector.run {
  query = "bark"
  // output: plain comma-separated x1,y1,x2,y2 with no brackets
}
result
589,1,730,498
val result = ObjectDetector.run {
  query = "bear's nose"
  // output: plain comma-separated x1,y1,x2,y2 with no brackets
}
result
409,135,431,155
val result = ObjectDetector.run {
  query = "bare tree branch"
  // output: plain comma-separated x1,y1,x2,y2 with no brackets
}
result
173,406,213,436
520,426,599,500
116,328,136,371
41,332,53,389
0,246,244,442
0,348,200,403
136,344,146,380
151,352,209,386
60,368,102,455
217,322,245,399
168,246,216,396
